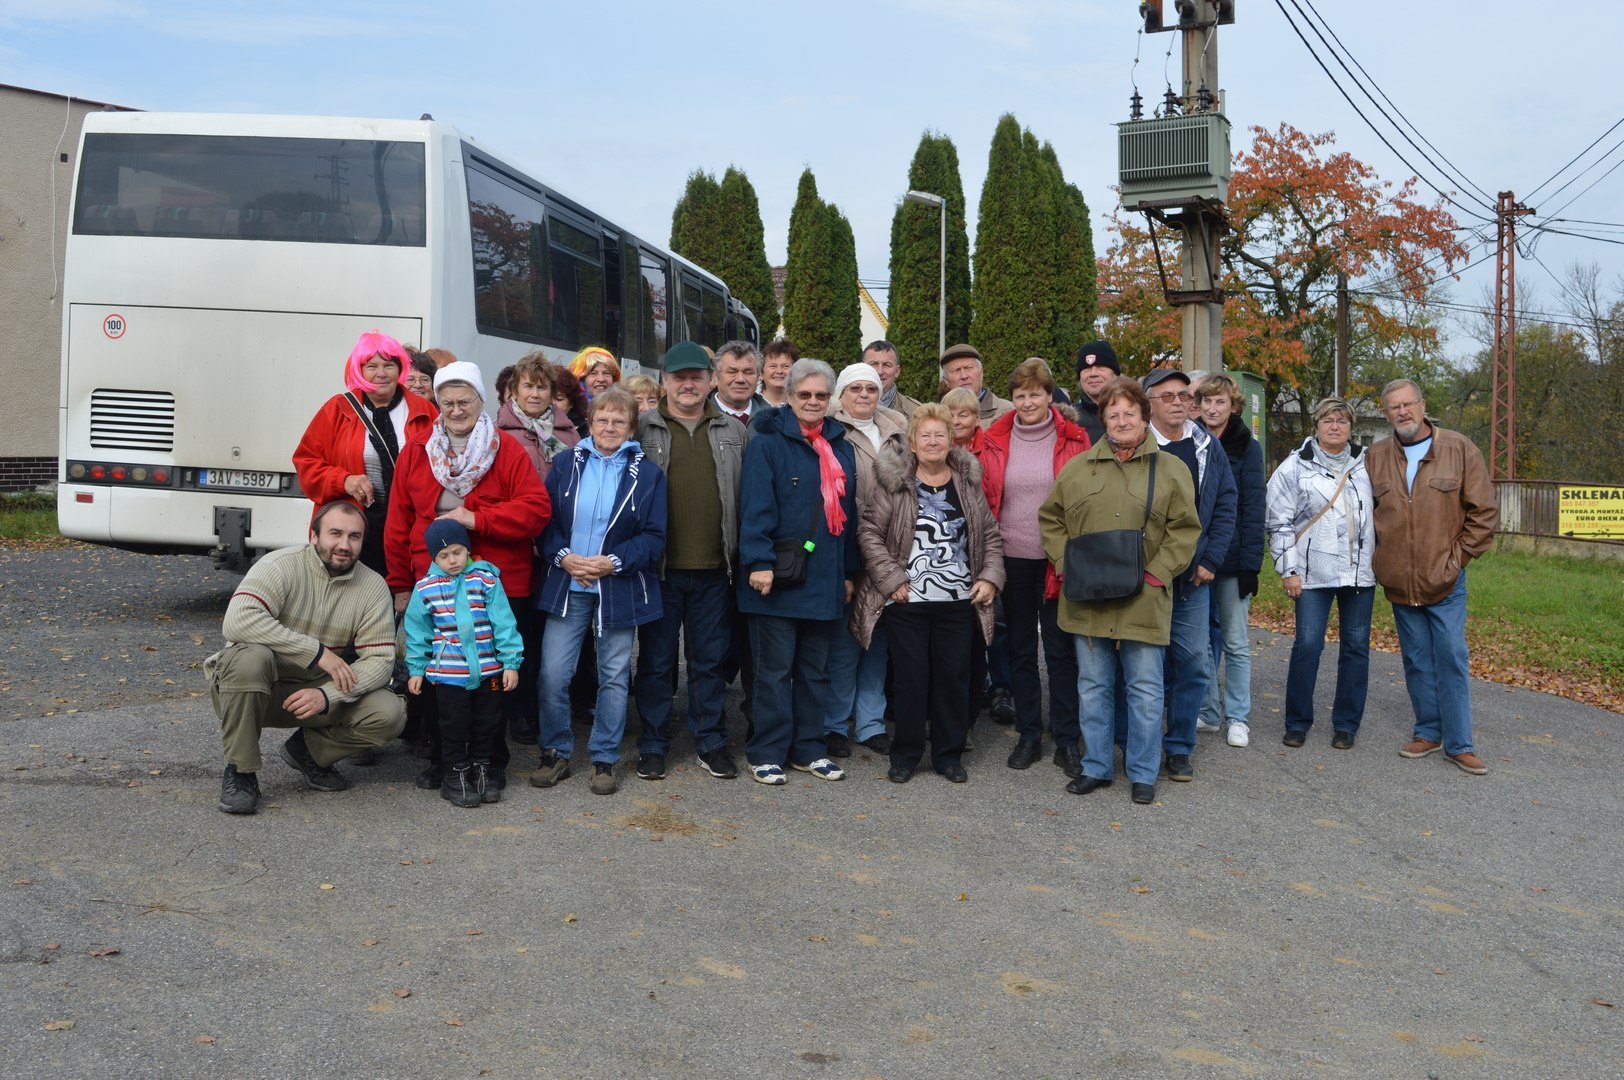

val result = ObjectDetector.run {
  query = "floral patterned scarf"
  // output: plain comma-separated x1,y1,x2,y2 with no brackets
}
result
426,412,499,499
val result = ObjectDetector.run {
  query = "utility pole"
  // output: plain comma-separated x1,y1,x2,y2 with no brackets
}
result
1335,271,1349,398
1178,3,1224,374
1489,191,1533,481
1122,1,1236,373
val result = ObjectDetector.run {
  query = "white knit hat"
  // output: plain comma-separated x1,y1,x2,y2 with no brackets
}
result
433,360,488,406
834,362,881,398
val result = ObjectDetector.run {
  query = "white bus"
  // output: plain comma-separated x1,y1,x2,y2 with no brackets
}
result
58,111,758,569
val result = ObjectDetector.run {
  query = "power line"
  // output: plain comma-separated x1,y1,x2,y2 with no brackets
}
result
1536,151,1624,224
1295,0,1497,208
1524,117,1624,201
1270,0,1496,224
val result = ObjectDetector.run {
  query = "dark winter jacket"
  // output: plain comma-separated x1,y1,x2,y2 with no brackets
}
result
736,405,862,622
1151,419,1237,599
1215,415,1265,576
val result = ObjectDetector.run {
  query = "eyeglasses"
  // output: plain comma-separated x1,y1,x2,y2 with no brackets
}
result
1384,399,1422,413
438,398,479,414
1152,391,1193,403
794,391,831,402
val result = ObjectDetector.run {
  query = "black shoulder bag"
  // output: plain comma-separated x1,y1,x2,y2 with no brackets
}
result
771,497,823,588
1062,455,1156,604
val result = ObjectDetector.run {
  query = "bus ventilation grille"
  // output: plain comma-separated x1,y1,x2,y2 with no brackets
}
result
90,389,177,452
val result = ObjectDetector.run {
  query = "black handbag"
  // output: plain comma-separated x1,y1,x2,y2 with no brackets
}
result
771,497,823,588
1062,455,1156,604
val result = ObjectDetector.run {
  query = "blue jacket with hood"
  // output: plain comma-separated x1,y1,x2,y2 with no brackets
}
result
535,439,666,631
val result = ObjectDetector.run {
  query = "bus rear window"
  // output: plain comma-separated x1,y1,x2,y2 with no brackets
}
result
73,133,427,246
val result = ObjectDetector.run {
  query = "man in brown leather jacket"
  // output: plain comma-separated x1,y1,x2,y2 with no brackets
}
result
1366,379,1499,775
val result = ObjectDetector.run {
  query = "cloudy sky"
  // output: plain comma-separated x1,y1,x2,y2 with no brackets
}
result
6,0,1622,358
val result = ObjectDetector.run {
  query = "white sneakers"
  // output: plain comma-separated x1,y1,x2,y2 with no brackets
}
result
751,763,787,785
1195,719,1222,733
791,758,846,781
1226,723,1251,748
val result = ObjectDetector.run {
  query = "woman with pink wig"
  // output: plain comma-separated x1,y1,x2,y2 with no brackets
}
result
294,329,438,577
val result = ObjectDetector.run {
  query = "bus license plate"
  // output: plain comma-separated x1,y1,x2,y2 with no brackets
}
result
200,469,280,491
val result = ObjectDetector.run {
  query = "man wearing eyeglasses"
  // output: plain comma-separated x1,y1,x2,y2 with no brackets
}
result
1140,368,1236,784
1367,379,1498,776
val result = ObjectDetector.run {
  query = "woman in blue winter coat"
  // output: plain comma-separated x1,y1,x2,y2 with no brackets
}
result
737,359,863,786
530,387,666,796
1265,397,1376,750
1194,374,1266,748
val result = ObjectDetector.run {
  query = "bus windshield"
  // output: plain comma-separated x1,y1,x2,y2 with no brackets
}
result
73,132,427,246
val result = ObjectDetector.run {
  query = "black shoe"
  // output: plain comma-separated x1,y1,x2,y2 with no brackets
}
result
697,747,739,779
510,715,538,744
415,764,445,790
1131,782,1157,804
826,731,852,758
279,731,349,791
346,745,381,767
218,765,260,814
1164,754,1193,783
887,764,914,784
1067,774,1113,795
1332,730,1356,750
1053,744,1083,779
860,732,893,754
1282,729,1307,748
1007,739,1043,770
636,753,667,780
989,687,1016,725
474,762,502,803
939,764,968,784
440,766,481,808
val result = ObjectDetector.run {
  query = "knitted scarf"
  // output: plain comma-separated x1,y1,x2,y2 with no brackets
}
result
1108,432,1147,463
514,405,566,463
426,413,499,499
801,421,847,537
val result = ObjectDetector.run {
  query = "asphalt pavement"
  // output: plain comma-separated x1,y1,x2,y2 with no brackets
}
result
1,544,1620,1078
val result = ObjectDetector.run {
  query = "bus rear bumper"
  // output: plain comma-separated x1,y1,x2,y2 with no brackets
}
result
57,485,311,568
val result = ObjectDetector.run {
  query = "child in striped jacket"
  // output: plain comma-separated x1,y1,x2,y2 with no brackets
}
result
405,519,521,808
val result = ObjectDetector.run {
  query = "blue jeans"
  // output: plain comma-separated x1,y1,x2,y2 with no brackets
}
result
1391,572,1475,755
985,597,1011,690
1077,636,1165,785
1201,574,1253,729
1161,584,1213,756
747,614,838,767
633,569,732,757
826,611,888,742
538,595,634,765
1285,585,1374,734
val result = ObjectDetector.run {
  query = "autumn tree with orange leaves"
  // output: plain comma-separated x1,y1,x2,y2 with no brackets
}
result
1099,123,1469,455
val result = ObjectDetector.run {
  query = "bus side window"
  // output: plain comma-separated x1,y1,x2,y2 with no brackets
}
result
602,231,623,358
621,237,642,363
546,214,602,349
639,249,669,365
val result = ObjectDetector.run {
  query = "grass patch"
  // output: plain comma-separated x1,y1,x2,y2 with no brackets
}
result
1250,542,1624,712
0,491,59,541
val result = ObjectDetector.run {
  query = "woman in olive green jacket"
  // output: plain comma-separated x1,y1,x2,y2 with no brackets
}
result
1038,377,1201,805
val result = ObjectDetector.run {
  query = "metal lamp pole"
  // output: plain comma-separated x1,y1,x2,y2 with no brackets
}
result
905,189,947,358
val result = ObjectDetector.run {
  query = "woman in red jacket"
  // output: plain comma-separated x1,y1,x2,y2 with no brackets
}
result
293,330,437,576
979,358,1091,778
385,360,551,792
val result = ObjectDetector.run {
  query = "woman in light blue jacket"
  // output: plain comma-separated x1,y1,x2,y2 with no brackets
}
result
1265,397,1376,750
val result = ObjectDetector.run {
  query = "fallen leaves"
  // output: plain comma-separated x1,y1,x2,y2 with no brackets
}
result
88,946,120,957
44,1020,75,1031
195,1035,216,1044
394,988,412,999
563,913,577,923
319,883,335,891
1594,998,1616,1008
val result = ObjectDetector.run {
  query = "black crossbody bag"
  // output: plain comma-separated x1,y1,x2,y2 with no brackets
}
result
771,497,823,588
1063,455,1156,604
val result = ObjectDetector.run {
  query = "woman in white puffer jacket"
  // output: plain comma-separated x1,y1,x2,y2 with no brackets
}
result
1265,397,1377,751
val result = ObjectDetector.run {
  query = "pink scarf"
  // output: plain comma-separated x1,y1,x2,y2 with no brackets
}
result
801,421,847,537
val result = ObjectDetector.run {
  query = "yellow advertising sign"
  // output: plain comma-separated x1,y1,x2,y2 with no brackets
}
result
1558,485,1624,539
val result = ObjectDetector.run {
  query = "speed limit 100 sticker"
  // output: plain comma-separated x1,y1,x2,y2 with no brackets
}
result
103,313,127,339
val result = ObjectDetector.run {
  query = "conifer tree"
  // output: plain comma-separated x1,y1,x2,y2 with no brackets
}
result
887,132,972,399
717,167,779,340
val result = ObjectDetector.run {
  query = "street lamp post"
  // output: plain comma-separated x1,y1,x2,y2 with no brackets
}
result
904,189,947,360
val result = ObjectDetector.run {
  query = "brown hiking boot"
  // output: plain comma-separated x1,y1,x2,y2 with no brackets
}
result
1447,751,1488,775
1399,737,1442,759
